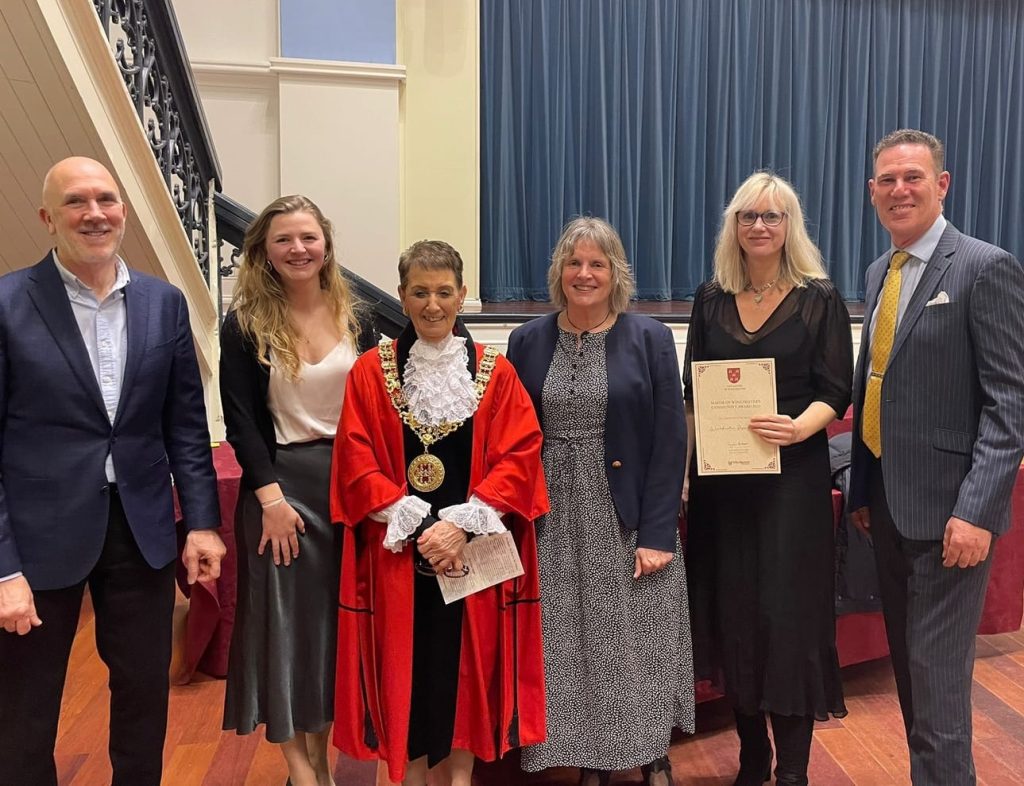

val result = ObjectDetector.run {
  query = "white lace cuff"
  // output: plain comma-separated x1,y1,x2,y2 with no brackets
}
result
439,495,507,536
373,496,433,553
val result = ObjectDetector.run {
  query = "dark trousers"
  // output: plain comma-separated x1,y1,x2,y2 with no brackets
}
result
867,460,992,786
0,492,176,786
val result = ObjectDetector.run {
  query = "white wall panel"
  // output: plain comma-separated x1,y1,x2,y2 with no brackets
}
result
172,0,278,64
278,64,402,293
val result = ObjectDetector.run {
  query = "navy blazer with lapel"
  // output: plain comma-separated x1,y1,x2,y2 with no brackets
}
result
849,224,1024,538
0,253,220,589
506,311,686,552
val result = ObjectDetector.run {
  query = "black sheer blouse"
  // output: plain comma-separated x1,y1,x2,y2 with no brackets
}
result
682,278,853,419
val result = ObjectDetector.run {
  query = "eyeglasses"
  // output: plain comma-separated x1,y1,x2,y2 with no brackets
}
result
414,554,471,578
736,210,787,227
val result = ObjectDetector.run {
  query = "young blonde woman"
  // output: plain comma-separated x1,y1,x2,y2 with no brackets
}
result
220,195,376,786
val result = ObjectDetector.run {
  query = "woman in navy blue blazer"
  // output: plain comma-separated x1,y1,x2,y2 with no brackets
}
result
506,217,694,786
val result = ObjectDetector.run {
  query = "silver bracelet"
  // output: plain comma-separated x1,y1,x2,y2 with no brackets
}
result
260,497,286,509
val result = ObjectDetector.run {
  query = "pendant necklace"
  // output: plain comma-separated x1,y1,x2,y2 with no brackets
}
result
744,278,778,305
564,308,612,333
378,336,498,493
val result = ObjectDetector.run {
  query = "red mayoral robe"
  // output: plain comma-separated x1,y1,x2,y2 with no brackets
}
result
330,341,550,783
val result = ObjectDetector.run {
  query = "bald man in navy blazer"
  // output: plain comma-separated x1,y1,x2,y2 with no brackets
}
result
849,130,1024,785
0,157,225,786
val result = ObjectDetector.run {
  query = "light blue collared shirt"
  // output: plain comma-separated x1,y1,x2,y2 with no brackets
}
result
867,214,947,351
53,252,131,482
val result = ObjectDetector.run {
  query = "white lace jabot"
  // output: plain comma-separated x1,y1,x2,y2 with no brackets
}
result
403,334,478,425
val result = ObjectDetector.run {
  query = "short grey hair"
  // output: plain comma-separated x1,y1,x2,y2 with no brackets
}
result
398,239,464,289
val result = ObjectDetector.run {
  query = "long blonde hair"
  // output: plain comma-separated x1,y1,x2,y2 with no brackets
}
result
229,195,361,379
713,172,827,294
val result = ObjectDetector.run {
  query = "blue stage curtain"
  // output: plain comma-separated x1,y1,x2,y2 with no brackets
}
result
480,0,1024,302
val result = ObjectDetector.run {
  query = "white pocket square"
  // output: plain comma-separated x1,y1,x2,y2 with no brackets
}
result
925,291,950,306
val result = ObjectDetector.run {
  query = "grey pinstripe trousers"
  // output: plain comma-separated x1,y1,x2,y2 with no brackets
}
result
868,459,992,786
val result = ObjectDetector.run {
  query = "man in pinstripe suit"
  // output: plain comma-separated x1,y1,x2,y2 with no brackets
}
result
849,129,1024,785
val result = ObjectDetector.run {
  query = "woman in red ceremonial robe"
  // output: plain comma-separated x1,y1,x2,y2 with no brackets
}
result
330,240,549,785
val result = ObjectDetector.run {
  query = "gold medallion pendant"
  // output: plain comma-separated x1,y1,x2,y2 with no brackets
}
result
378,337,499,496
408,451,445,493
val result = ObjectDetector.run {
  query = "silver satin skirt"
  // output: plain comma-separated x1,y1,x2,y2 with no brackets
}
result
223,439,341,742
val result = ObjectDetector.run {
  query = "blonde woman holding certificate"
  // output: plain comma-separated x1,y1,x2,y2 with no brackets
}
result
682,173,852,786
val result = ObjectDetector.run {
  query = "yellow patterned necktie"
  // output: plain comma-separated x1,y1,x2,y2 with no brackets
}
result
862,250,911,457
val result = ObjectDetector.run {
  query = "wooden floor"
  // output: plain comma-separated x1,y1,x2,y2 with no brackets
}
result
54,595,1024,785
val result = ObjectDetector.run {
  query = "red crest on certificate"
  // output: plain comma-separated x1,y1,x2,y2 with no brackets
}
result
727,367,741,383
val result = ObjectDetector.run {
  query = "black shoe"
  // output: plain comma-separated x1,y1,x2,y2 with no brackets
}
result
641,756,673,785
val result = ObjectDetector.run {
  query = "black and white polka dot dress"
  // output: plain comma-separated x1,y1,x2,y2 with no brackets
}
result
521,327,695,773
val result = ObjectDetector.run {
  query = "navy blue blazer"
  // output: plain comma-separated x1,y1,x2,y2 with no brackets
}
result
506,311,686,552
0,254,220,589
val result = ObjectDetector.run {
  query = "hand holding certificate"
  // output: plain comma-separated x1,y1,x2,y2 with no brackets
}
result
437,531,525,604
692,358,781,475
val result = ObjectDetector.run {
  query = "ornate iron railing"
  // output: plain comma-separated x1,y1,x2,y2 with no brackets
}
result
90,0,406,331
91,0,221,279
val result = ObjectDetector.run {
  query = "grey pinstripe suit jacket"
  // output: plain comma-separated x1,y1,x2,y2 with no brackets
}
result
849,223,1024,539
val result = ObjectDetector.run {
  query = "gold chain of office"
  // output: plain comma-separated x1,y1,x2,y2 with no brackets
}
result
378,336,498,492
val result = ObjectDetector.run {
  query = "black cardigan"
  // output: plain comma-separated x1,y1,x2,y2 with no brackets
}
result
220,309,378,490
